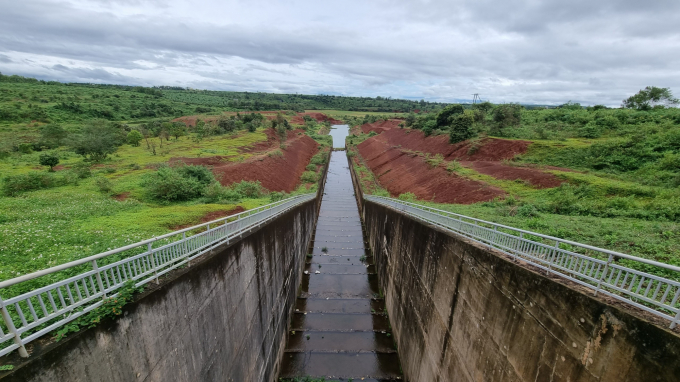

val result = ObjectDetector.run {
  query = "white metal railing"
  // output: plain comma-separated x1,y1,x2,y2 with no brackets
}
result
0,193,316,358
365,194,680,329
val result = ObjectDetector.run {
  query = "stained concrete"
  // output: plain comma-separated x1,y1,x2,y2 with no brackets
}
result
1,200,316,382
362,200,680,382
278,152,403,381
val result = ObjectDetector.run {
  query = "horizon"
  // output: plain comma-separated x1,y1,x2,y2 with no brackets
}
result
1,0,679,107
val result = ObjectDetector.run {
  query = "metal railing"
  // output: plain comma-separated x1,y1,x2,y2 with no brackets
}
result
0,193,316,358
365,195,680,329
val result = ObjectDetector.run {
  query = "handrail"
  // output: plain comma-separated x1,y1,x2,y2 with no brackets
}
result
365,194,680,330
0,193,316,358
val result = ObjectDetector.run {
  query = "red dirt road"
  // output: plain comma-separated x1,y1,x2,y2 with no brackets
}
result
171,129,318,192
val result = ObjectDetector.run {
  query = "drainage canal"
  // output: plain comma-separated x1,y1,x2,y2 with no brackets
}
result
278,150,403,380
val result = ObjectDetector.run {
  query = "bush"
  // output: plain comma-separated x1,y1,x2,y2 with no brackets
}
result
577,121,602,138
39,153,60,171
449,113,475,143
311,152,327,165
398,192,417,202
436,104,465,127
142,165,214,202
126,130,143,146
301,171,318,183
95,177,113,193
492,104,522,130
306,164,317,171
71,120,125,162
2,172,67,196
71,162,92,179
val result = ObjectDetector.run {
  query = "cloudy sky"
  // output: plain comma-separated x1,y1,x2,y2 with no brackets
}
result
1,0,679,105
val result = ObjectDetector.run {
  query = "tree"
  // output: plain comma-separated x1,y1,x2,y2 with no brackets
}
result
39,123,68,147
492,104,522,131
39,153,59,171
623,86,679,110
436,104,465,128
127,130,143,146
170,123,187,140
71,120,124,162
449,112,475,143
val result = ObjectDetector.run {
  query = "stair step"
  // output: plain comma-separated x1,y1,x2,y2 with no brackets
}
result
278,352,402,380
284,331,396,352
290,312,391,331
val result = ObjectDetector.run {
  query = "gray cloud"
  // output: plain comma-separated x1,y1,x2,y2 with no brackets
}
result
0,0,678,105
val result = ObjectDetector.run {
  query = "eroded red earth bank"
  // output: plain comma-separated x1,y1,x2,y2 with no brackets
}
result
355,123,565,204
171,129,319,192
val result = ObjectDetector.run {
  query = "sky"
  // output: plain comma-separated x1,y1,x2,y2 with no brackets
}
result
0,0,679,106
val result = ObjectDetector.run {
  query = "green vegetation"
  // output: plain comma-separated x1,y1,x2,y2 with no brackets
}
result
349,87,680,271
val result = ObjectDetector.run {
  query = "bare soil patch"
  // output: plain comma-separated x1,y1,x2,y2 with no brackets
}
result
357,138,505,204
464,161,564,188
171,129,319,192
113,192,131,201
290,112,343,125
359,119,403,134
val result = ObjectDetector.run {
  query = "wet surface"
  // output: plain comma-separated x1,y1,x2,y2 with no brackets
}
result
279,152,403,381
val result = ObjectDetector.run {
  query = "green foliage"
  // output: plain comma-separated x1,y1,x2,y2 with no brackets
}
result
2,172,70,196
142,165,215,202
623,86,679,110
39,123,68,147
71,120,125,162
492,104,522,130
310,152,327,165
126,130,143,146
39,153,60,171
449,112,475,143
436,104,465,127
0,365,14,371
301,171,318,183
398,192,417,202
95,177,113,194
54,281,144,341
306,164,317,171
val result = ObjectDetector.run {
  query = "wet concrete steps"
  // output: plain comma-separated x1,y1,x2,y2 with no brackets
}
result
278,152,403,381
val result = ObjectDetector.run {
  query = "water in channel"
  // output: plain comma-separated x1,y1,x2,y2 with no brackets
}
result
278,129,402,381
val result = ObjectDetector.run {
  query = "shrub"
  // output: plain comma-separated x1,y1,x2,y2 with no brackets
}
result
71,162,92,179
449,113,475,143
425,153,444,168
301,171,318,183
2,172,67,196
39,153,60,171
18,143,32,154
492,104,522,130
71,120,125,162
126,130,143,146
231,180,266,199
306,164,317,171
311,152,327,165
398,192,417,202
446,160,462,173
142,165,213,202
95,177,113,193
436,104,465,127
577,121,602,138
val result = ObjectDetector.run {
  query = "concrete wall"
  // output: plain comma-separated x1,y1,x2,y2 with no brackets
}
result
363,200,680,382
2,201,316,382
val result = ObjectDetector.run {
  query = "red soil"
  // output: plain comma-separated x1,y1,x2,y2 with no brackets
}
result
289,112,344,125
171,129,318,193
357,138,505,204
113,192,131,201
172,207,246,230
366,128,530,161
360,119,403,134
464,161,564,188
355,125,566,202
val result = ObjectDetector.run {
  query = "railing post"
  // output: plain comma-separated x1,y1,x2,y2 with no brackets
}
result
92,260,106,298
0,297,28,357
148,243,159,284
595,254,613,296
669,289,680,329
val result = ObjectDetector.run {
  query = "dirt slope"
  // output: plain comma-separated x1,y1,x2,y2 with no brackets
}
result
171,129,319,192
357,138,505,204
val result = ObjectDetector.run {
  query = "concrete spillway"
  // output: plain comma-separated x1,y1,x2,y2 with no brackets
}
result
279,152,403,380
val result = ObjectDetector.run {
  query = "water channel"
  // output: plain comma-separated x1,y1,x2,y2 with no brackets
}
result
278,127,403,380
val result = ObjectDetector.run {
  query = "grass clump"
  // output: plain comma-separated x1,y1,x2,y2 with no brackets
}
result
301,171,318,183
